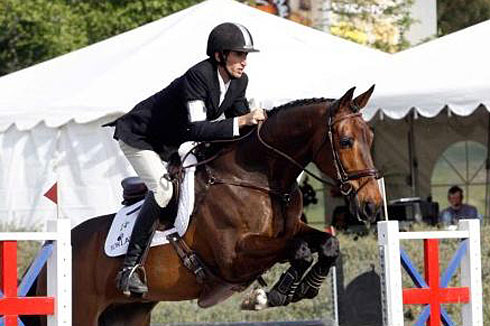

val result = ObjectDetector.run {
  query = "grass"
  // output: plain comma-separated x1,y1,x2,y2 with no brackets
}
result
0,222,43,280
150,263,333,324
150,223,490,325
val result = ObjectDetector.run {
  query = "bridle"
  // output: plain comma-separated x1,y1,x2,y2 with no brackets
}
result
325,107,381,195
256,104,380,197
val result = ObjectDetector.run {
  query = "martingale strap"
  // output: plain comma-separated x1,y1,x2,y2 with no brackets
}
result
166,232,206,283
166,232,258,293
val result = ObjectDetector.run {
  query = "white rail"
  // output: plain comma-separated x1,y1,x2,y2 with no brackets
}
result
377,219,482,326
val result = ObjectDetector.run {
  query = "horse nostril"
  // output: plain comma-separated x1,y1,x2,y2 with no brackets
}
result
364,201,377,217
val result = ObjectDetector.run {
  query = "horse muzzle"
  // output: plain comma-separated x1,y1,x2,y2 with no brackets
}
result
349,194,380,224
361,200,380,223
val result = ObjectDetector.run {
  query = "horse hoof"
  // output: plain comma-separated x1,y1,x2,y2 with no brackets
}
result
240,288,268,311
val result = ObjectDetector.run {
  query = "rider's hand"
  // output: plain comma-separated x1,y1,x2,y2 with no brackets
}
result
238,108,266,127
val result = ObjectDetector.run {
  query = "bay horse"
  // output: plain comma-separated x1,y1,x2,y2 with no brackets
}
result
37,86,381,326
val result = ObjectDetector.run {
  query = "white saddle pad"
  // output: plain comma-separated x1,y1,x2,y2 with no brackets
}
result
104,147,197,257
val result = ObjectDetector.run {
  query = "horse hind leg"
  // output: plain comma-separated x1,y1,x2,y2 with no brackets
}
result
241,238,313,310
291,233,340,303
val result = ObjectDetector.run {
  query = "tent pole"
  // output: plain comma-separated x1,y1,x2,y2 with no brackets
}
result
408,111,419,197
485,113,490,221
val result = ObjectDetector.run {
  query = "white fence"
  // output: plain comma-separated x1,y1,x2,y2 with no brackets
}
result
0,219,71,326
377,219,482,326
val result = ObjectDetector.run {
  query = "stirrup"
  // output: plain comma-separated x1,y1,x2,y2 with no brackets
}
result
117,265,147,297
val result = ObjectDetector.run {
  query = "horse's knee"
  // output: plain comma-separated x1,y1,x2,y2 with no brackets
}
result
291,237,338,304
319,235,339,262
288,238,313,264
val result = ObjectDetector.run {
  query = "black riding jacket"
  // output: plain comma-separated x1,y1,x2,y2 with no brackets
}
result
108,58,250,160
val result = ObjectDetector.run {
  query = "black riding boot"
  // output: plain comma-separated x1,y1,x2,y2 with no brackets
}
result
116,191,162,297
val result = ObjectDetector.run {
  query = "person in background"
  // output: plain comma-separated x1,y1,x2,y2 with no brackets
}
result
439,185,481,226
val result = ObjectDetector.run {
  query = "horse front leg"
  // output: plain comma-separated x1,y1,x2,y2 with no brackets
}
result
265,238,314,307
291,224,340,303
241,238,314,310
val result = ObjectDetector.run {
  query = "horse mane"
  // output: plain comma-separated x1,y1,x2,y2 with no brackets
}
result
267,97,335,117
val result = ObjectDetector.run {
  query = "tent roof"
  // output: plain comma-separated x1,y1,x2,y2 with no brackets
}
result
364,20,490,121
0,0,387,132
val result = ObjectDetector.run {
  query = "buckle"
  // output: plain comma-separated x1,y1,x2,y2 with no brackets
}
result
340,183,353,196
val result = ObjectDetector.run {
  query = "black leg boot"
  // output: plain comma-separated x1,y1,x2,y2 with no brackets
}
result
116,191,163,297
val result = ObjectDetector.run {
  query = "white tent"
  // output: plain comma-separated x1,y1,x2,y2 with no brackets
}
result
363,20,490,215
365,19,490,120
0,0,388,228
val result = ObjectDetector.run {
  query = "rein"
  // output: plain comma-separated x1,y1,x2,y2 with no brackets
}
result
256,122,336,187
179,127,256,171
178,126,297,202
177,105,380,200
176,128,296,201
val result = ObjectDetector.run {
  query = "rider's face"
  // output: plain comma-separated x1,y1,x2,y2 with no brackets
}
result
225,51,248,78
222,51,248,78
215,51,248,82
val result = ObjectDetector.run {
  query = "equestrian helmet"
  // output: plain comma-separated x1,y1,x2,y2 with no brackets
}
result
206,23,259,57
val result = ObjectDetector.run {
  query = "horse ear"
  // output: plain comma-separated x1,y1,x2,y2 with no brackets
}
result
338,86,356,109
352,84,375,110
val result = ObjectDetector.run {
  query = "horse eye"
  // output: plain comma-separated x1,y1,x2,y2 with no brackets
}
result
339,137,353,148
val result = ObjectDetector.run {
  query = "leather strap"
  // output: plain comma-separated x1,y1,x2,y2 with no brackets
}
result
166,232,206,283
166,232,254,292
204,166,296,204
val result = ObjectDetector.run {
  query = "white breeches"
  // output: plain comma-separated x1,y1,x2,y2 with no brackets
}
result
119,141,173,208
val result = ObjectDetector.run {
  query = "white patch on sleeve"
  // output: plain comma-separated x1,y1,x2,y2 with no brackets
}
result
233,117,239,136
187,100,206,122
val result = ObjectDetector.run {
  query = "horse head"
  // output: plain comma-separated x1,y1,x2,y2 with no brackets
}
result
312,86,382,223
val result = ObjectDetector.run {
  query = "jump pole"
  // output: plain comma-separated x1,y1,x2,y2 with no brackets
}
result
0,219,72,326
377,219,482,326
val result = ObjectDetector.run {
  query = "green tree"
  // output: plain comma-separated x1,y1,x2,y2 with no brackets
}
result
0,0,202,76
0,0,88,75
241,0,414,53
329,0,414,53
73,0,202,44
438,0,490,35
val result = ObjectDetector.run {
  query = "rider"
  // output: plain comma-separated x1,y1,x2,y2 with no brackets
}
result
107,22,266,297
